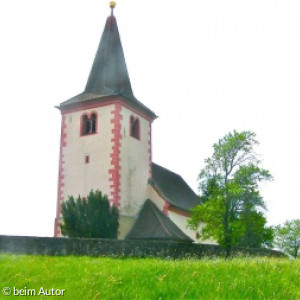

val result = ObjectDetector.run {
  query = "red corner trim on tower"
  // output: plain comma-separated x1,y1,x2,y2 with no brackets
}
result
108,103,122,207
148,121,152,179
54,114,67,236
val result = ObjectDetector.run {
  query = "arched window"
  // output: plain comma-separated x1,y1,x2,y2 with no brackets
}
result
81,113,97,136
81,114,89,135
130,116,140,140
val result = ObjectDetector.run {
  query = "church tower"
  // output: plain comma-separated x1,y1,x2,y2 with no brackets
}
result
54,3,156,237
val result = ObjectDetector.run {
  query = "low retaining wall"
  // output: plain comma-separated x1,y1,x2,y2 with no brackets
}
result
0,235,283,258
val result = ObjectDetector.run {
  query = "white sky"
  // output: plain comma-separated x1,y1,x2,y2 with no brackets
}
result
0,0,299,237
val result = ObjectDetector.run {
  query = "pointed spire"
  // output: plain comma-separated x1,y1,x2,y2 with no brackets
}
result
84,3,134,99
59,3,156,120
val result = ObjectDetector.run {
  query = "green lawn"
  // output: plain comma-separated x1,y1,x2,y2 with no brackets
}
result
0,254,299,299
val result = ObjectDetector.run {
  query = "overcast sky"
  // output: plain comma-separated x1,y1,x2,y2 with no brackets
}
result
0,0,299,237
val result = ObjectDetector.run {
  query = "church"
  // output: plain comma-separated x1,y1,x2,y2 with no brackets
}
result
54,2,205,242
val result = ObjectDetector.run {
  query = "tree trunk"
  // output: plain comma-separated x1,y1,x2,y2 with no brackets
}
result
225,245,231,259
223,193,231,259
294,245,299,259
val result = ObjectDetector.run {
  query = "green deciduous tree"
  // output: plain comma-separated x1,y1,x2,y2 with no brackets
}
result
274,219,300,258
60,190,119,238
188,130,273,256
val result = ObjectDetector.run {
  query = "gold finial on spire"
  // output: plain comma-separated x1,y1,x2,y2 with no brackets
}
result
109,1,116,15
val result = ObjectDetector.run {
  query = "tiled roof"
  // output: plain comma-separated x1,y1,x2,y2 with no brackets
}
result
150,163,200,212
125,199,193,242
84,15,133,98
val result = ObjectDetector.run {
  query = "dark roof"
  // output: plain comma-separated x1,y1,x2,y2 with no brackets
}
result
58,13,156,118
150,163,200,212
125,199,193,242
84,15,133,98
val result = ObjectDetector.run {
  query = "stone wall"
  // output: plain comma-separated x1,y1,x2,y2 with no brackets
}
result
0,235,283,258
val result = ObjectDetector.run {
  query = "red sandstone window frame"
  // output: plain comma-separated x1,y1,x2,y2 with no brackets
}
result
130,116,140,140
80,112,98,136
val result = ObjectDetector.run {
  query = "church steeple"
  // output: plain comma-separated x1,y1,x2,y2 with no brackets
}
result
84,2,134,99
58,3,155,119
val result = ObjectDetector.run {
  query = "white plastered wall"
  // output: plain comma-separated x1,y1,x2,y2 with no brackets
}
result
119,106,151,217
168,211,217,244
62,105,114,202
148,185,166,211
118,215,136,240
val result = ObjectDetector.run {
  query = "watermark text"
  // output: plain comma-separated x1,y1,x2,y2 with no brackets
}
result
2,287,65,296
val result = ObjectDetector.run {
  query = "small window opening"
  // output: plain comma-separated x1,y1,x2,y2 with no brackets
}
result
130,116,140,140
81,113,97,135
91,113,97,133
85,155,90,164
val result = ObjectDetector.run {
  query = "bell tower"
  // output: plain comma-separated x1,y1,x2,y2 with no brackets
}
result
54,2,156,237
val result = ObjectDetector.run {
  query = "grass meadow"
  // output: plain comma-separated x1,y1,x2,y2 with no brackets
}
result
0,254,299,299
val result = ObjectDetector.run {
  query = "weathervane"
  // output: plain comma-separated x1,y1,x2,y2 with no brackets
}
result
110,1,116,16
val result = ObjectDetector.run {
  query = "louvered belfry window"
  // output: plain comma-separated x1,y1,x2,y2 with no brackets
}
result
81,113,97,135
130,116,140,140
